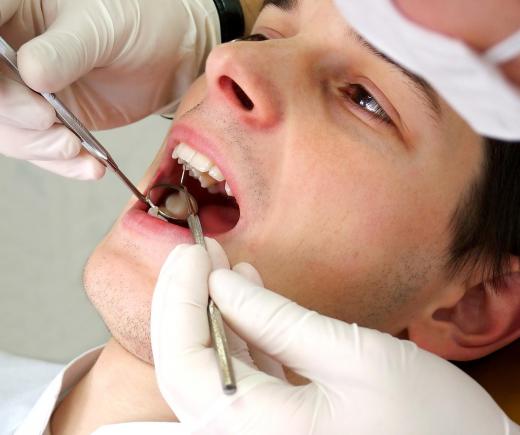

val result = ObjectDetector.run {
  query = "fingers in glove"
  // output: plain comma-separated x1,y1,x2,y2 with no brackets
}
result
152,244,212,359
151,241,289,428
17,4,117,93
152,239,231,368
223,322,256,369
0,76,57,130
151,243,228,421
205,240,257,368
0,0,20,27
0,122,81,160
205,237,230,270
209,268,360,382
30,149,106,180
232,262,264,286
231,263,286,380
221,263,261,369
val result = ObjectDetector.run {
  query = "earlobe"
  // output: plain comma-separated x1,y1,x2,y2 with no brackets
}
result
408,260,520,361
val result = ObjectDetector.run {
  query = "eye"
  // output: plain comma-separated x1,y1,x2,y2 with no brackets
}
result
340,84,392,124
236,33,269,42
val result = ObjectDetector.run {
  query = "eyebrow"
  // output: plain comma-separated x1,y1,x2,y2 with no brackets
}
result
351,30,442,119
261,0,298,12
259,1,441,119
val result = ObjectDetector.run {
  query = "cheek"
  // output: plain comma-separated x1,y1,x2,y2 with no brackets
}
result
220,147,448,331
175,76,207,116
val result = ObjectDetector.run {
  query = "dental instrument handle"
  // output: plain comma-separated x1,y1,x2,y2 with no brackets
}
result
0,36,149,206
42,93,149,205
208,299,237,394
186,212,237,395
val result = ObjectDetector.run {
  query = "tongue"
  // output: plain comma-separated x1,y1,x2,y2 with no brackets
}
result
198,204,239,234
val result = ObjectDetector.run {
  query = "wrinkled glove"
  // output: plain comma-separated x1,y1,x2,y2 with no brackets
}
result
0,0,219,179
150,240,518,435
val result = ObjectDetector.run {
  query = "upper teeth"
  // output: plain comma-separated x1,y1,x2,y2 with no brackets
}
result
173,143,233,197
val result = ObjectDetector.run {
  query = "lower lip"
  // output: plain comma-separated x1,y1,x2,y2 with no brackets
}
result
121,202,194,244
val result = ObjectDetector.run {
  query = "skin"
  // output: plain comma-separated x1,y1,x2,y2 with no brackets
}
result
51,0,519,433
240,0,264,35
394,0,520,86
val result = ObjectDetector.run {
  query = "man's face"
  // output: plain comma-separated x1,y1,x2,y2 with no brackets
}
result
84,0,482,362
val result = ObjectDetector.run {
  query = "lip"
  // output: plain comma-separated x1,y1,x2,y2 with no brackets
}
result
166,122,241,207
121,122,244,243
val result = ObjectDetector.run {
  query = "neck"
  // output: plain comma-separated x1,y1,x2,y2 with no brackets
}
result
51,338,177,435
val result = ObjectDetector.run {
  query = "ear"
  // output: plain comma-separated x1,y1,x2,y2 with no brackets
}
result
407,258,520,361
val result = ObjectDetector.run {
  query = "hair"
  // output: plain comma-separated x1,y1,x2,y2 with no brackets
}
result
447,138,520,287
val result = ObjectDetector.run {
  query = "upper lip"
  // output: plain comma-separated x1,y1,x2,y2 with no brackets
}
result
142,121,242,214
166,122,237,197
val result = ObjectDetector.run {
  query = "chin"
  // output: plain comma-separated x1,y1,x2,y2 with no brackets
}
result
83,237,158,364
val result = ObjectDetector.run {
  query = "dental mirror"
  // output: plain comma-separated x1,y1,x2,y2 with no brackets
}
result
146,183,198,222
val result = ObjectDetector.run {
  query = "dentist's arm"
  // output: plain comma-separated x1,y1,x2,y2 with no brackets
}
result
0,0,260,180
151,241,518,435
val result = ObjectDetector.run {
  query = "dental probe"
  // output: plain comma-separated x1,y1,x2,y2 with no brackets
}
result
180,166,237,395
0,36,150,206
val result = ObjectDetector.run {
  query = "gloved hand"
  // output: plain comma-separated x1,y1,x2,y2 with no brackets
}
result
0,0,219,179
150,240,518,435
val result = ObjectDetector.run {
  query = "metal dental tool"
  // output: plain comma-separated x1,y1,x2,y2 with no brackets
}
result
0,36,150,206
180,165,237,395
146,183,198,222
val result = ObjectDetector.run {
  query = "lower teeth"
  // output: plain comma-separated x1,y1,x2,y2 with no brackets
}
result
147,206,168,222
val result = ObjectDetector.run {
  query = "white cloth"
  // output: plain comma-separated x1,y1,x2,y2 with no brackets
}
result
0,351,63,435
334,0,520,140
2,347,187,435
2,347,102,435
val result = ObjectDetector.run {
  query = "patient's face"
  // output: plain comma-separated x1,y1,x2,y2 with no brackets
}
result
84,0,482,362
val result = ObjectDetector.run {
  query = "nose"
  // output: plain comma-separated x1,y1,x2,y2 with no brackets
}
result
205,35,284,129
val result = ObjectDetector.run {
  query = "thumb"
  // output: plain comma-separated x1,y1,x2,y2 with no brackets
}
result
17,5,119,93
231,263,286,381
209,269,402,384
0,0,19,26
208,269,327,378
209,270,444,388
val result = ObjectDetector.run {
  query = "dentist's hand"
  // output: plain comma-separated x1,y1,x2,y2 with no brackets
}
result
0,0,220,179
151,240,517,435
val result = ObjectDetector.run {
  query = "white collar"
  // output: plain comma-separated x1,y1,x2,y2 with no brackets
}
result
15,346,104,435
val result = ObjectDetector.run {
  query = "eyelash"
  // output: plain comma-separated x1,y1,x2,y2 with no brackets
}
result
340,84,392,124
245,33,393,126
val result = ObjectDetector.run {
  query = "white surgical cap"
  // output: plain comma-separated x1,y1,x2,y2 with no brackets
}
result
334,0,520,141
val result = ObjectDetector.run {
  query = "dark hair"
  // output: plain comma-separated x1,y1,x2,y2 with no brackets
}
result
447,138,520,286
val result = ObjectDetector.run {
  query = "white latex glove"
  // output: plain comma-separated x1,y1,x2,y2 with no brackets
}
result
150,240,519,435
0,0,219,179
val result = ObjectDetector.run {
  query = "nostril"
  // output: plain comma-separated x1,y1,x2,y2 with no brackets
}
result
219,76,255,111
232,81,254,111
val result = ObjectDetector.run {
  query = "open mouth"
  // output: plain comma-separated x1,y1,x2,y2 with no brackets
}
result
139,141,241,235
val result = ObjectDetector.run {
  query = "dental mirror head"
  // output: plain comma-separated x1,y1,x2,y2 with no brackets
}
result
146,183,198,222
